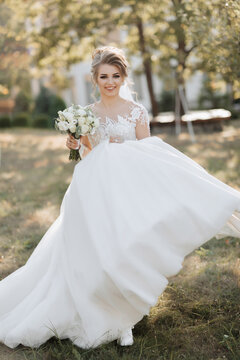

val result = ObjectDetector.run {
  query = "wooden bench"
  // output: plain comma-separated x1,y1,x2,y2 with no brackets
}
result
151,109,231,132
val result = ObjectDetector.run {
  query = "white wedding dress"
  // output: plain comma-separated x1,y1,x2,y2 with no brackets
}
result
0,100,240,350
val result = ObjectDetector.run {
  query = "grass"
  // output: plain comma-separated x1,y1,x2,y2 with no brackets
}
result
0,120,240,360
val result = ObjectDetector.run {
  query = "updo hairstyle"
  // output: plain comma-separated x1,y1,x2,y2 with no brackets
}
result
91,46,129,85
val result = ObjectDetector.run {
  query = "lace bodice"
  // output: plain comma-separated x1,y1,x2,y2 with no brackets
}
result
85,100,150,148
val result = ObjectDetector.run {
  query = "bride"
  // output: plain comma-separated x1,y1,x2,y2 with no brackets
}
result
0,46,240,350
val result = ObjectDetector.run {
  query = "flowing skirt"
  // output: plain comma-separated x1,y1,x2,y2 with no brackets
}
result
0,136,240,349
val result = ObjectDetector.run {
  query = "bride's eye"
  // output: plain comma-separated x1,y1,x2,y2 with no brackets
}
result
99,74,120,79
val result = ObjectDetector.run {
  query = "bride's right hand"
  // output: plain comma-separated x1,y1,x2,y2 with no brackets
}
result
66,134,80,150
109,135,124,143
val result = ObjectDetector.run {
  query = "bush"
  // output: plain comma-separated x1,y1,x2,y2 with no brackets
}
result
33,86,66,127
197,81,240,119
0,115,11,128
229,108,240,119
198,91,230,109
158,90,175,112
14,91,32,113
49,95,66,120
32,113,51,128
198,76,231,110
12,112,30,127
34,86,51,115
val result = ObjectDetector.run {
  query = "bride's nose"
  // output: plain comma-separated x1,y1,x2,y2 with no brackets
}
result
107,77,114,84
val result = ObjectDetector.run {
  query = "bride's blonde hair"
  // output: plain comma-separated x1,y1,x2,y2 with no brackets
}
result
91,46,129,85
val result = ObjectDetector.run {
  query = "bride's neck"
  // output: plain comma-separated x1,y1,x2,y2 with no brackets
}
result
99,94,124,110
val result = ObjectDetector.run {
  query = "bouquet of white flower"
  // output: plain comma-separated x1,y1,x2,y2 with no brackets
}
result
55,104,100,161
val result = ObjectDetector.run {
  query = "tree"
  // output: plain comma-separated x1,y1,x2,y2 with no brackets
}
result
3,0,107,91
4,0,160,115
107,0,159,115
183,0,240,97
0,2,31,97
4,0,240,114
124,0,240,113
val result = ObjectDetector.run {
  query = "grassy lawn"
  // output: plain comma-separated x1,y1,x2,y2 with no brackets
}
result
0,120,240,360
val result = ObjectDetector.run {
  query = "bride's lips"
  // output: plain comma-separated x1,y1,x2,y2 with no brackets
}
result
105,86,116,91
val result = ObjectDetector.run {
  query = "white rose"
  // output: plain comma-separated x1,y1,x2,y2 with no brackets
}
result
58,121,69,131
67,105,75,113
78,117,86,126
76,108,87,116
69,118,78,125
81,124,89,134
84,118,91,125
87,116,95,124
64,112,75,123
57,111,66,121
93,117,100,127
69,124,76,133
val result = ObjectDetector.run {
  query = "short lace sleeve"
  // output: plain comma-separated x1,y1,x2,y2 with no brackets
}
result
129,103,149,124
140,105,150,125
133,104,151,139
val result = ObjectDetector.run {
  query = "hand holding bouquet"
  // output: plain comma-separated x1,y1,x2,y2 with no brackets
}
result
55,104,100,161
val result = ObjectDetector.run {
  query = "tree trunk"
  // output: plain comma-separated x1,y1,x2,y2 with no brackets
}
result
175,67,186,117
175,37,188,116
172,0,188,117
136,17,158,117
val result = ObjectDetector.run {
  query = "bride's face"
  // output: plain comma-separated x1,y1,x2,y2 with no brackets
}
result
96,64,124,97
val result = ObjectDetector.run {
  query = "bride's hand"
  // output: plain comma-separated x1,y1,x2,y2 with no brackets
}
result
66,134,80,150
109,135,124,143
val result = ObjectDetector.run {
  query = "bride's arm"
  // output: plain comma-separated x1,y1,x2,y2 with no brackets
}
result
136,106,151,140
79,135,92,158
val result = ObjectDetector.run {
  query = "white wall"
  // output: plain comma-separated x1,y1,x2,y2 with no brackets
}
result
186,71,204,108
61,62,92,106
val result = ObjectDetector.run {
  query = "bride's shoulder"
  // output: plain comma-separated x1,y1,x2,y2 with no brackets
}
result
126,99,148,114
126,100,149,123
